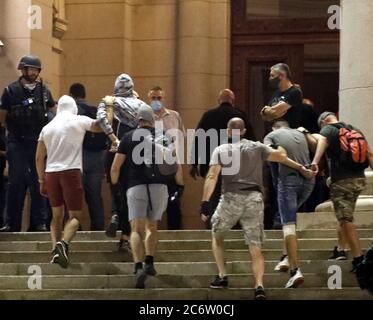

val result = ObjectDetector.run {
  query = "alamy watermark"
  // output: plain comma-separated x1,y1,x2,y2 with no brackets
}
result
27,265,42,290
130,121,243,175
327,5,342,30
27,5,42,30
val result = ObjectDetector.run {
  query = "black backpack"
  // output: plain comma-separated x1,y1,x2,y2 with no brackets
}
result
143,131,178,183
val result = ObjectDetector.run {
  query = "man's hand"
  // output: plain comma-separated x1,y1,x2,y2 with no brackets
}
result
310,163,319,175
200,200,210,222
39,182,47,197
189,165,200,180
109,138,120,153
103,95,115,106
299,166,316,179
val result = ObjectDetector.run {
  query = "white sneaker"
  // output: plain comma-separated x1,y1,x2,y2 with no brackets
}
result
274,255,290,272
285,269,304,288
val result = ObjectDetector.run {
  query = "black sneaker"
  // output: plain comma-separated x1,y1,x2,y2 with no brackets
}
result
144,263,157,276
254,286,266,300
105,214,119,238
351,255,364,273
328,246,347,261
55,241,69,269
210,275,228,289
50,248,59,264
135,268,147,289
118,239,132,254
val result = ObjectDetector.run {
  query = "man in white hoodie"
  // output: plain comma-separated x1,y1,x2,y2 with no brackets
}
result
35,95,102,268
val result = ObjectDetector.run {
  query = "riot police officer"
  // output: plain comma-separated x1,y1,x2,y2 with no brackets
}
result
0,54,57,232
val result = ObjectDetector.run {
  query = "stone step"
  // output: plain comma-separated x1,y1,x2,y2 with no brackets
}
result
0,260,355,276
0,273,361,290
0,288,371,300
0,249,360,263
0,229,371,241
0,238,372,251
298,211,373,229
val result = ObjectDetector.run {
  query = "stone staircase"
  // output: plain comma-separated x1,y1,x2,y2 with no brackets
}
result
0,227,372,300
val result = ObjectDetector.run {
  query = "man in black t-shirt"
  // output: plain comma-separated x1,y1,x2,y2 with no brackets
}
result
312,112,373,272
70,83,108,231
261,63,303,129
111,105,183,289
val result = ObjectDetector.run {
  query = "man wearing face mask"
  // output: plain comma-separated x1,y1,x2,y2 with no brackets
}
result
261,63,303,129
148,86,185,230
0,54,57,232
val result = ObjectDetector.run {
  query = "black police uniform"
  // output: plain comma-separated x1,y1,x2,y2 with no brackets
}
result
0,79,55,231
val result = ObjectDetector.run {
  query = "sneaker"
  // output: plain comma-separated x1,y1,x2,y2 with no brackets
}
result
135,268,147,289
210,275,228,289
254,286,267,300
144,263,157,276
117,239,132,254
105,214,119,238
285,269,304,288
55,241,69,269
50,249,59,264
328,246,347,261
274,255,290,272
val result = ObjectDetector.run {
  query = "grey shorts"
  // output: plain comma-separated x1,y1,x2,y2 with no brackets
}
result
211,192,265,247
126,184,168,221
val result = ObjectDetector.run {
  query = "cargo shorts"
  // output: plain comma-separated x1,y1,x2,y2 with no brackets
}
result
330,177,366,223
211,191,265,247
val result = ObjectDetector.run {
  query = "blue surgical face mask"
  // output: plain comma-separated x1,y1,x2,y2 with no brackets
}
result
150,100,162,111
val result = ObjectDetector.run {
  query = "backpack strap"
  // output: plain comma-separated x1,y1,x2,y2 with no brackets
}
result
146,184,153,211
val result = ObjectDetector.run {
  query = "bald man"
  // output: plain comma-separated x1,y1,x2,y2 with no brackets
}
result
190,89,256,218
200,117,313,299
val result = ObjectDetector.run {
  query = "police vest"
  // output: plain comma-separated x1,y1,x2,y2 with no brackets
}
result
5,80,48,138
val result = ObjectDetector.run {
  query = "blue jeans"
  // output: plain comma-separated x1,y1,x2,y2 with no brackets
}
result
278,174,315,225
5,139,48,231
82,149,105,230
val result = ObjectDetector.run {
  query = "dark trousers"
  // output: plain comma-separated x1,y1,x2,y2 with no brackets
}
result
5,140,47,231
105,150,131,236
166,180,182,230
83,149,105,230
0,170,7,227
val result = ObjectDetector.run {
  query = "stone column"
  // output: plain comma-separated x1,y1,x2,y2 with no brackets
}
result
175,0,230,228
339,0,373,144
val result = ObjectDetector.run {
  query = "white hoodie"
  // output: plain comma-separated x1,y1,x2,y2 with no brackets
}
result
38,95,95,172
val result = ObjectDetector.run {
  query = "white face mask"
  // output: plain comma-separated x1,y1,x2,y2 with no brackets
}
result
23,83,37,91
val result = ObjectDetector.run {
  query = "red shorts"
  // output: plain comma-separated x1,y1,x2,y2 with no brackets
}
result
45,169,83,211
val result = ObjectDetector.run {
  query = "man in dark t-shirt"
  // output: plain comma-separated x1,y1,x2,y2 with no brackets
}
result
261,63,303,129
312,112,373,273
111,105,183,289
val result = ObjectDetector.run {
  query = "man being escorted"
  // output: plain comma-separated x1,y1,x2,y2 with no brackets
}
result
111,105,182,288
312,112,373,272
264,120,315,288
200,118,313,300
36,95,102,268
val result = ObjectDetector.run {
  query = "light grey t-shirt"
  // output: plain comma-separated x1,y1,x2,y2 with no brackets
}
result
264,128,310,178
210,139,273,194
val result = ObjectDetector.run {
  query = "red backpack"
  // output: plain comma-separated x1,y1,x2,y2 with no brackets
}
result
331,123,369,171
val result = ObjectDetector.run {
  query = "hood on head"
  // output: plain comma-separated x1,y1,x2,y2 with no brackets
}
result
57,95,78,115
114,74,134,97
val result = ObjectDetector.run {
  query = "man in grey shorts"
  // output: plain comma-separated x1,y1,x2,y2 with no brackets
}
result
200,117,313,300
111,105,183,288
